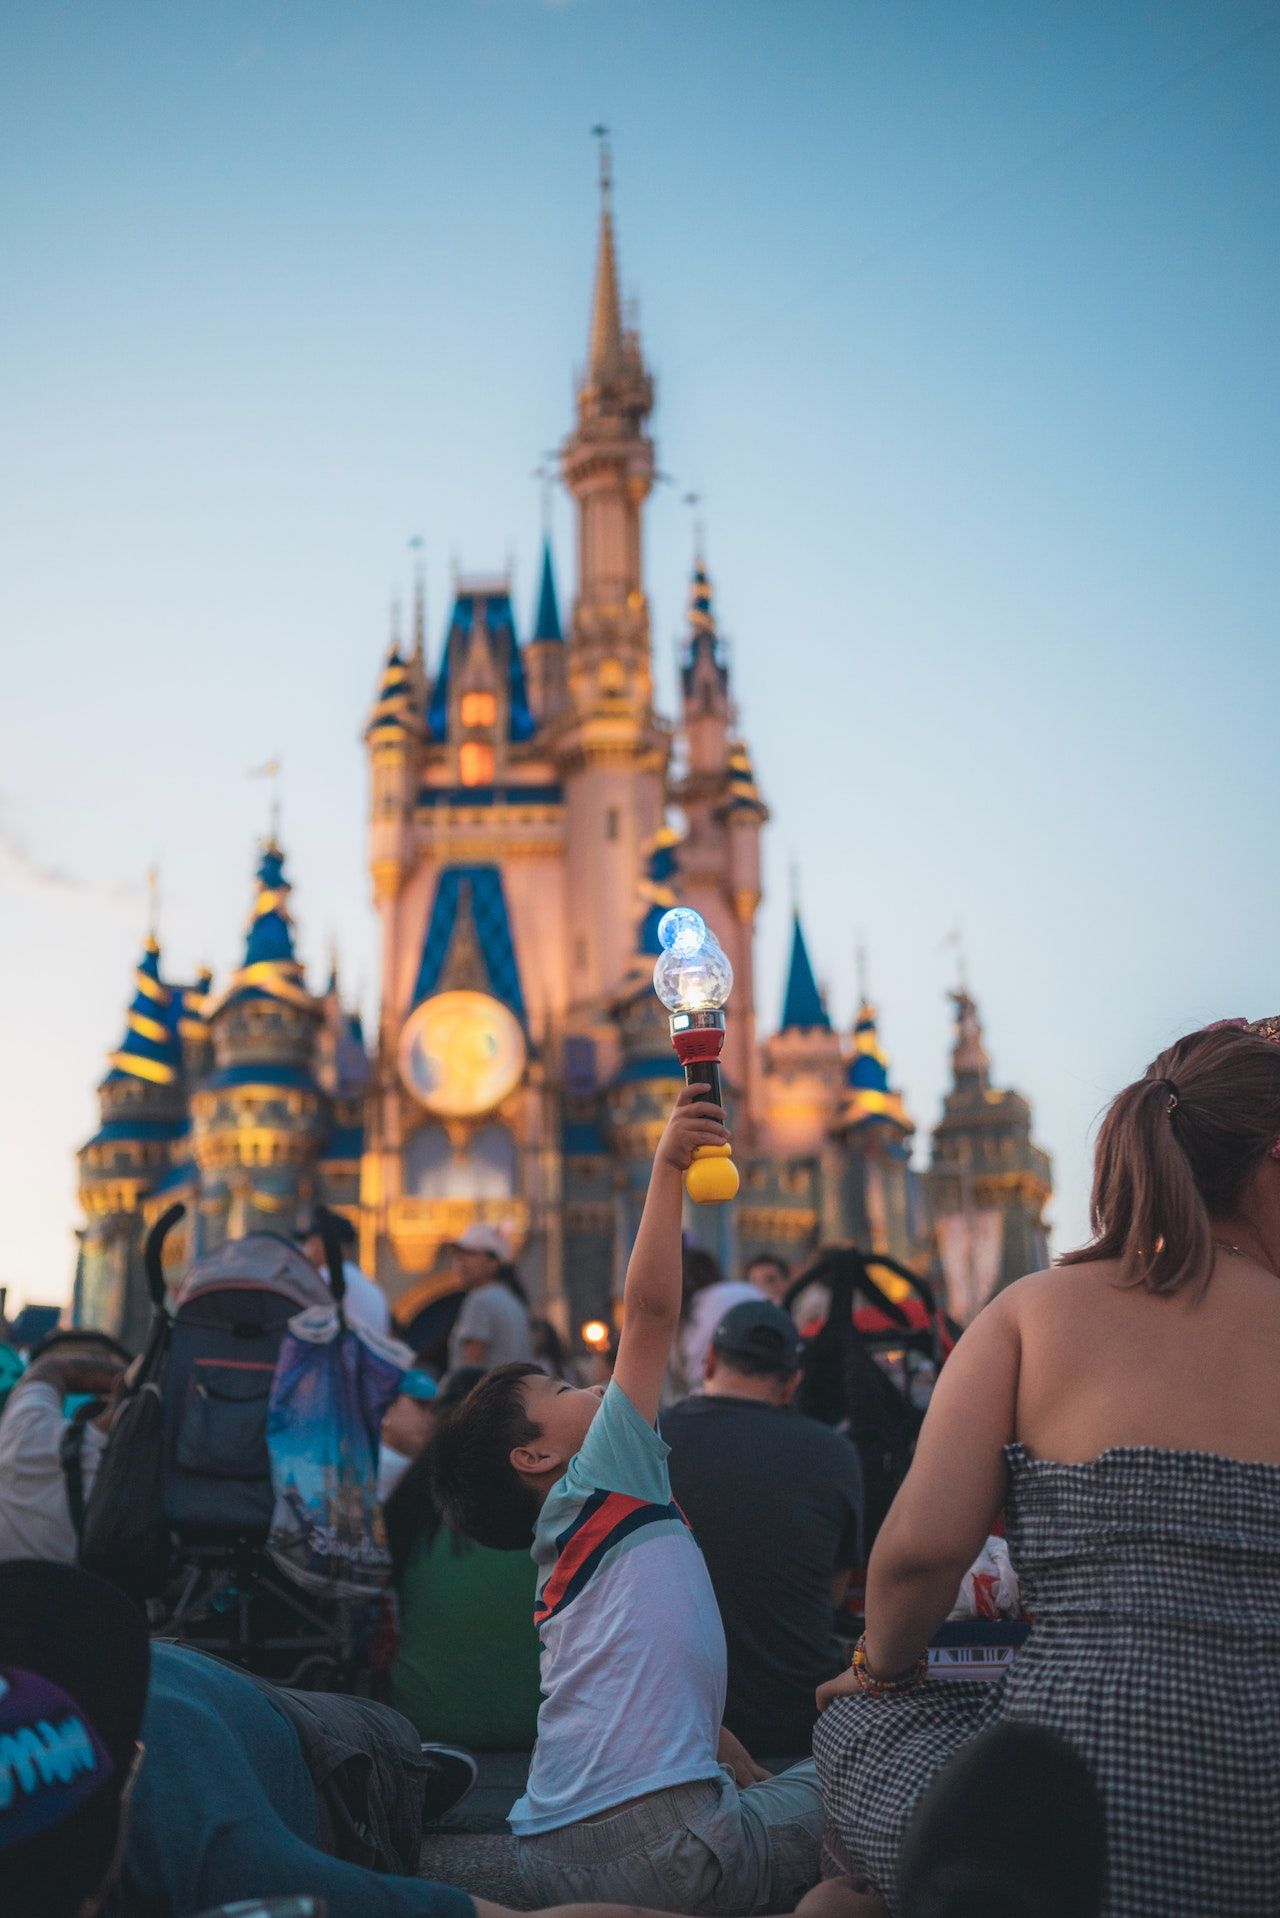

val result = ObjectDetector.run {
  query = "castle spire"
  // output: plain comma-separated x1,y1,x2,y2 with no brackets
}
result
103,932,183,1087
531,536,563,642
587,125,623,385
214,839,315,1012
680,551,729,705
842,996,913,1136
780,913,830,1033
949,984,991,1093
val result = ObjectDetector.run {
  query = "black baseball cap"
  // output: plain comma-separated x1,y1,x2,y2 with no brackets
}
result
0,1561,151,1913
711,1298,803,1373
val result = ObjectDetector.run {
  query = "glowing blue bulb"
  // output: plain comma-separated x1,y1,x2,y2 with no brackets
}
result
657,907,705,958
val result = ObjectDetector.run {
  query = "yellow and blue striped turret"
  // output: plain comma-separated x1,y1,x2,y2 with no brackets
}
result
365,639,423,746
215,841,315,1013
842,999,914,1137
104,936,183,1087
680,560,729,702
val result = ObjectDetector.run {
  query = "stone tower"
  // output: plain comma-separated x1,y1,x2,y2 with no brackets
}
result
927,985,1052,1321
191,840,327,1248
668,556,768,1129
555,136,669,1007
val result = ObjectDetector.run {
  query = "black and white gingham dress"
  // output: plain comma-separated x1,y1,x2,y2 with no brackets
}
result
814,1443,1280,1916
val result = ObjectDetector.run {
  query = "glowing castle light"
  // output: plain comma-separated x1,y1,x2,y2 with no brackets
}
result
653,907,739,1204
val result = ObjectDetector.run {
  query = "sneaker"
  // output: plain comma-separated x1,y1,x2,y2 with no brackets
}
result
418,1742,479,1823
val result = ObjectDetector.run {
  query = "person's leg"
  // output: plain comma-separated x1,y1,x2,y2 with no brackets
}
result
267,1681,472,1871
729,1760,826,1913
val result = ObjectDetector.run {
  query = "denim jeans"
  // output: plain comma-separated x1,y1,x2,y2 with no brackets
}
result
515,1762,824,1916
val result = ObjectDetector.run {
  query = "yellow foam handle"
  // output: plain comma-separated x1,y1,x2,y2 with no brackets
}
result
684,1143,740,1205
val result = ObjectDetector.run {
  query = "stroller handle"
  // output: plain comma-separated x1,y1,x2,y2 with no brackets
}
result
309,1206,348,1311
144,1203,186,1308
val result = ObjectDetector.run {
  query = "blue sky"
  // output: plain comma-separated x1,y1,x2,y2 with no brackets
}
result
2,0,1277,1309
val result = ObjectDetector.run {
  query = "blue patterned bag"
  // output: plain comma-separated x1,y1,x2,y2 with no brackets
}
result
266,1307,407,1598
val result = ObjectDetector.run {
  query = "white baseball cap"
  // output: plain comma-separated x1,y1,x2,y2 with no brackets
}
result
454,1222,510,1259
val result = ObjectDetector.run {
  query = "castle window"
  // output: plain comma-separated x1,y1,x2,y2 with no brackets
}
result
605,807,620,842
459,742,495,787
460,692,497,728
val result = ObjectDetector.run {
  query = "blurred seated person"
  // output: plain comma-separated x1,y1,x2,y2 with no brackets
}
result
446,1224,533,1372
675,1244,758,1396
385,1368,543,1751
531,1315,569,1379
0,1331,129,1564
664,1300,863,1760
378,1366,440,1503
1,1558,486,1918
297,1214,392,1342
745,1251,791,1307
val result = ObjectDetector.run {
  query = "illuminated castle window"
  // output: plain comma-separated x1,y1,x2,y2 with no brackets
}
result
460,692,497,727
459,742,495,787
404,1121,516,1201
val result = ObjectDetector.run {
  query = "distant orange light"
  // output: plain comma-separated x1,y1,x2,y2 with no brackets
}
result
581,1319,610,1350
459,742,495,787
461,691,497,727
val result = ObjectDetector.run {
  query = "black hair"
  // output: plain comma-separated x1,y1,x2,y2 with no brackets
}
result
531,1316,568,1379
745,1251,788,1276
496,1261,530,1307
680,1244,724,1319
383,1365,487,1579
27,1328,133,1367
429,1361,545,1550
897,1724,1105,1918
301,1212,357,1250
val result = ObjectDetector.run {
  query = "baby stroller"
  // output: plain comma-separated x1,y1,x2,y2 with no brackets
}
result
80,1205,383,1689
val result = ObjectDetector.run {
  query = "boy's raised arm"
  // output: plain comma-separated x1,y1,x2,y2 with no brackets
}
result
611,1086,729,1425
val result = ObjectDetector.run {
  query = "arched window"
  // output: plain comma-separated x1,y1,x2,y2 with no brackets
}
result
402,1121,517,1201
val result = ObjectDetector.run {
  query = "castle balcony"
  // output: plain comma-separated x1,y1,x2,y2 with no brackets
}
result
385,1195,529,1277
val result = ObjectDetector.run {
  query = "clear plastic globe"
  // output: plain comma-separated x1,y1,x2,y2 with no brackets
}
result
657,907,706,958
653,929,734,1012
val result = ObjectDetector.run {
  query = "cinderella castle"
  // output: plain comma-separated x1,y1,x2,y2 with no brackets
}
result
73,149,1052,1351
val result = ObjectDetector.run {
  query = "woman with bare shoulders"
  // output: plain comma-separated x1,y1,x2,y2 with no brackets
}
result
812,1018,1280,1917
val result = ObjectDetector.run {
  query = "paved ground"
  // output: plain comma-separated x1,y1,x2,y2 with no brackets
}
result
420,1753,530,1906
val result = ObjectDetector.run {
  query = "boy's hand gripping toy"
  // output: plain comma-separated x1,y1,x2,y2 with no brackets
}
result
653,907,739,1204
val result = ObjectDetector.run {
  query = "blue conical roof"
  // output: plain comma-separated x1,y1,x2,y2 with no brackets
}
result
216,841,315,1012
531,538,563,643
843,999,913,1134
103,936,184,1087
780,914,830,1032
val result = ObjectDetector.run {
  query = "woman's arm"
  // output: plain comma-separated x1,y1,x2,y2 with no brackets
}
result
820,1290,1021,1703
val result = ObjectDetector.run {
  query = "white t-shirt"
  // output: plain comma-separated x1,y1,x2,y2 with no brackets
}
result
448,1280,533,1372
0,1379,106,1564
333,1260,392,1341
511,1381,726,1835
677,1279,761,1394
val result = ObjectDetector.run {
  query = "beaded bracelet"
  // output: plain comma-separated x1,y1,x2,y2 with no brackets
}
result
850,1632,929,1697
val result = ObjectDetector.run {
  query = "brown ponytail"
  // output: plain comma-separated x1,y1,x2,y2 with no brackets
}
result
1060,1025,1280,1298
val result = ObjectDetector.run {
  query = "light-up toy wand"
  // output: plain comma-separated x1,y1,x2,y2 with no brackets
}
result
653,907,739,1204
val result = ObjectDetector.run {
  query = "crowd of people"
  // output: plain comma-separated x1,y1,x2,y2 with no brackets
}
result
3,1014,1280,1917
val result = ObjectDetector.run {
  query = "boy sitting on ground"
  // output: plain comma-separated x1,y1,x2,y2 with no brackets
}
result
432,1087,824,1916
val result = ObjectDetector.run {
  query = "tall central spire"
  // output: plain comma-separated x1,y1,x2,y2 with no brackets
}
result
587,127,623,384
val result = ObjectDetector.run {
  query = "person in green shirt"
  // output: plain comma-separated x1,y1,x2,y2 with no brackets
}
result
385,1368,542,1751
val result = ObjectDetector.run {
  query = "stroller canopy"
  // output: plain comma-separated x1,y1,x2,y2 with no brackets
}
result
175,1232,334,1313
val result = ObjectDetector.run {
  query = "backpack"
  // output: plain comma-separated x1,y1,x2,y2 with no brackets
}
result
77,1211,179,1601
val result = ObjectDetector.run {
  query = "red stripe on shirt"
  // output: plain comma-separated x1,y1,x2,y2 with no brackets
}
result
534,1491,648,1624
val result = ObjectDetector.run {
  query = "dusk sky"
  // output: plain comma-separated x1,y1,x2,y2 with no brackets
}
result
2,1,1277,1309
